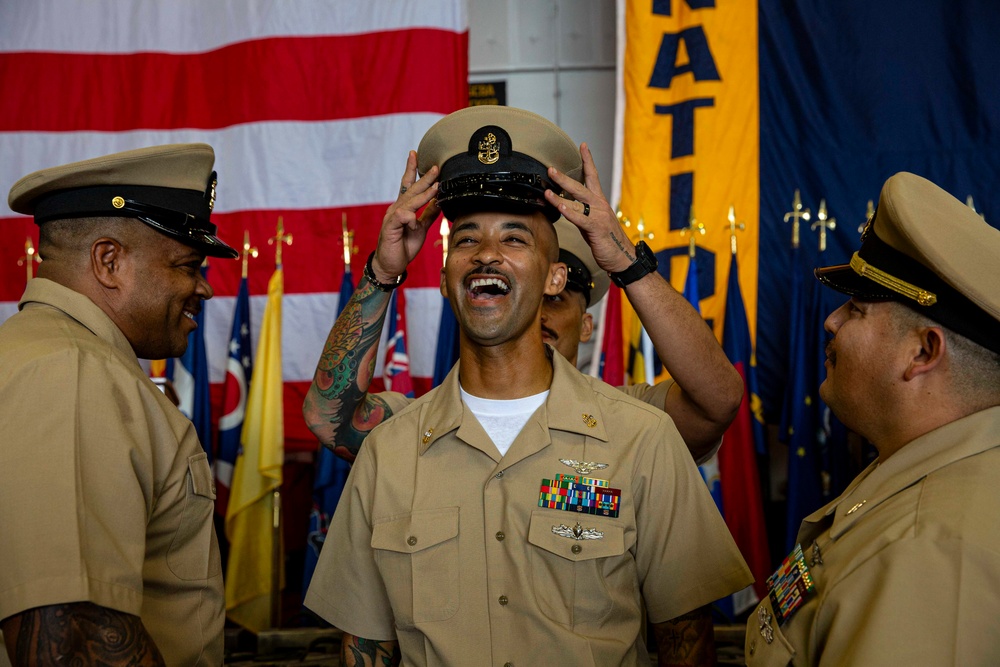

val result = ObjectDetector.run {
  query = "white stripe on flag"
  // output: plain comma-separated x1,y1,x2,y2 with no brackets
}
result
0,115,446,215
0,1,468,54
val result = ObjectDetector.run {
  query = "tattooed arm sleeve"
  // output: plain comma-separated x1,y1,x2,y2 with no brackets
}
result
303,279,397,461
1,602,166,666
651,606,717,667
341,632,400,667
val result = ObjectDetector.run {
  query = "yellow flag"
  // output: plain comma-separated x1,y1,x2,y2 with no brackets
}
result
622,2,761,360
225,268,285,632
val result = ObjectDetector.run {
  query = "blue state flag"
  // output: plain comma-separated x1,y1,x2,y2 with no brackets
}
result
433,296,459,388
305,271,355,594
215,276,253,517
169,265,213,461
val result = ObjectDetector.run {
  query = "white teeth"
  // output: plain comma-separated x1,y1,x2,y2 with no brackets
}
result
184,311,196,320
469,277,510,293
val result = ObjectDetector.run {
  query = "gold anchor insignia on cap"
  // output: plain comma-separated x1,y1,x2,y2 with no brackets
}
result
582,413,597,428
422,428,434,444
112,196,125,209
552,522,604,541
560,459,608,475
477,132,499,165
757,606,775,644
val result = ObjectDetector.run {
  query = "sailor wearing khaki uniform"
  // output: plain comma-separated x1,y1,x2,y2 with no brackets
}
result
0,144,237,664
746,172,1000,665
305,105,752,666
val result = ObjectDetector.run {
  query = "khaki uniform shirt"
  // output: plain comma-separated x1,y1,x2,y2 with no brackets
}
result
0,279,224,666
306,352,751,666
746,407,1000,666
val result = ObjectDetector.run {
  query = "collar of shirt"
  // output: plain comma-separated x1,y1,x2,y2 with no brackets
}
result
417,347,611,455
800,406,1000,541
19,277,137,362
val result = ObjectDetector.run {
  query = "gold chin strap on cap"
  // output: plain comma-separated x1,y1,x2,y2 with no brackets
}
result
849,252,938,306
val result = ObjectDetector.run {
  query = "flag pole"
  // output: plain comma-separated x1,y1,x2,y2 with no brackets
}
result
783,189,810,249
267,218,292,630
809,199,836,252
341,212,357,273
17,237,40,283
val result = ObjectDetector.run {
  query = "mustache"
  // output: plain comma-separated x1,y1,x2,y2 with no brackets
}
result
541,323,558,340
825,340,836,365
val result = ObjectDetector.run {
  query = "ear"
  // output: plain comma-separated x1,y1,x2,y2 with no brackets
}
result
544,262,568,297
91,237,125,289
439,266,448,298
902,326,946,381
579,311,594,344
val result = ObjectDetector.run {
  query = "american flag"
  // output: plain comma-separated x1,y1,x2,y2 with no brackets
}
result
0,1,469,452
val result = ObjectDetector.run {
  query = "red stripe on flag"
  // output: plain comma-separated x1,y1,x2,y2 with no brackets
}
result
0,31,468,131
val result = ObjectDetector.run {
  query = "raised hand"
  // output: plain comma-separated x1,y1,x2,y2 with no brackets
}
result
544,142,635,274
371,150,441,282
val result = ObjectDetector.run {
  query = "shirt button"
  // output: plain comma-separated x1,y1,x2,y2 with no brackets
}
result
495,470,504,478
498,595,508,606
407,536,418,546
571,544,582,554
504,663,513,667
495,531,505,541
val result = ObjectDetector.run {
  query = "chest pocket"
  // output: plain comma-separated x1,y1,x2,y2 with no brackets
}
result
167,452,221,580
527,509,628,626
371,506,460,628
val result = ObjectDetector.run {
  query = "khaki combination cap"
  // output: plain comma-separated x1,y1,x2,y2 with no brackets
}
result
417,106,583,222
815,171,1000,353
553,217,609,307
8,143,238,259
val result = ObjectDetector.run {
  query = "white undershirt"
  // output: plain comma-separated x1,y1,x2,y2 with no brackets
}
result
460,387,549,456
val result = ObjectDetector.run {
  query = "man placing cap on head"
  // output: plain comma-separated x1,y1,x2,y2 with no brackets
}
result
0,144,236,665
745,172,1000,666
304,106,751,667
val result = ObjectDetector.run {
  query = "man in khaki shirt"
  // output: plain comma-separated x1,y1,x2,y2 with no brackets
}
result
0,144,237,665
305,106,752,666
745,172,1000,665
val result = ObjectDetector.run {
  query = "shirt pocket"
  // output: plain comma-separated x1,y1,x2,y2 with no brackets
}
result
167,452,222,581
527,509,628,626
371,506,460,628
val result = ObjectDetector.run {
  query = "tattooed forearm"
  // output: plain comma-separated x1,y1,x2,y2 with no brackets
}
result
1,602,165,666
609,231,635,263
341,633,400,667
652,606,716,667
304,279,393,451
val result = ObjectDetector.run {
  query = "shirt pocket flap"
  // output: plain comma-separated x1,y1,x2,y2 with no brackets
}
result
528,509,624,562
187,452,216,500
371,506,459,554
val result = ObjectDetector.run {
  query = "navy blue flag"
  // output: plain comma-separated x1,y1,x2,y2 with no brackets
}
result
168,265,213,461
304,271,355,593
215,276,253,517
756,0,1000,421
779,247,825,551
432,296,459,387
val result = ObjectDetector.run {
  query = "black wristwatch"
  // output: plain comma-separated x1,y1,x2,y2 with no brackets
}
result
609,240,658,288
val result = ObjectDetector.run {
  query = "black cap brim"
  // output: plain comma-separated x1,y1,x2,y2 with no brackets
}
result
814,263,896,301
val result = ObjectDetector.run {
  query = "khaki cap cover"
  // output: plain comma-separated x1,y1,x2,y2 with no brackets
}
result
417,106,583,221
8,143,238,259
815,171,1000,352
